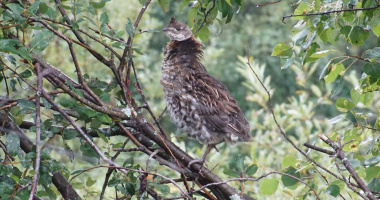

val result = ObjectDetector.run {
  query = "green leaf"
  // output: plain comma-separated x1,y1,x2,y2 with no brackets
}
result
280,55,295,69
319,61,331,79
373,24,380,37
366,166,380,182
343,10,355,22
197,25,209,42
125,18,135,38
366,47,380,59
293,2,309,20
331,180,345,191
318,27,335,44
153,183,169,194
271,42,292,57
158,0,170,13
96,130,108,142
368,178,380,192
6,133,20,157
86,177,96,187
30,29,54,52
342,133,361,152
188,8,198,27
8,3,24,15
304,42,320,63
363,63,380,78
336,98,355,112
19,69,32,78
246,164,258,176
350,89,360,105
324,63,345,84
292,28,309,46
90,1,106,9
80,142,100,165
282,155,298,169
100,12,109,24
282,167,300,189
260,178,279,195
28,1,42,15
63,129,78,140
362,156,380,167
179,0,191,11
18,99,36,113
349,26,369,46
223,169,241,178
112,142,124,148
310,50,330,58
326,185,340,197
97,114,112,123
360,92,374,107
90,118,102,129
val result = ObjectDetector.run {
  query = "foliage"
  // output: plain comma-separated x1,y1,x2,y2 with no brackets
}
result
0,0,379,199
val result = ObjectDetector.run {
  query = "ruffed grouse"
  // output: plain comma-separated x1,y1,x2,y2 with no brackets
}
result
161,17,250,168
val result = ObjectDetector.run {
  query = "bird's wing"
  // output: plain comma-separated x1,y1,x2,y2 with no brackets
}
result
183,69,250,137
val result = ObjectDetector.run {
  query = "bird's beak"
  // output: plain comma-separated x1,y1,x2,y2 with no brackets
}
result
162,27,168,32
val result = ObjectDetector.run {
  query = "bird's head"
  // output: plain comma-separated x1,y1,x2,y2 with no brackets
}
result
163,17,193,41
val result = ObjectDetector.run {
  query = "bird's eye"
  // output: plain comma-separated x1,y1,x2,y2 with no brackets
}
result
176,27,181,31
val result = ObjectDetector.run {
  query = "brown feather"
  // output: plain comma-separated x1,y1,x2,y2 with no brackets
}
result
161,18,250,144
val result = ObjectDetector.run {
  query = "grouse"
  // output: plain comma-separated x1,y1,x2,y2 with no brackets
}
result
161,17,250,168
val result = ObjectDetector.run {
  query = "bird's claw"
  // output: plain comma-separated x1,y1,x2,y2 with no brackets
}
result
187,158,208,169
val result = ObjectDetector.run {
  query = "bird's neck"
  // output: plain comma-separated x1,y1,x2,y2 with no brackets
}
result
167,36,204,60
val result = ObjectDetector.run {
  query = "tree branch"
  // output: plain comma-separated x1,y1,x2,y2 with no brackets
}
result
282,4,380,23
319,134,376,200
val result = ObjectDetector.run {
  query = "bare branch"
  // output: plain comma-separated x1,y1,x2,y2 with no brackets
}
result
282,4,380,23
319,134,376,200
29,63,42,200
257,0,282,7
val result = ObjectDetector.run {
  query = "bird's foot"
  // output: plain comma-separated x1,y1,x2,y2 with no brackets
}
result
187,158,208,169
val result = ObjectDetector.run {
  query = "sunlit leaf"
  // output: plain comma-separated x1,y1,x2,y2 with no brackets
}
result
271,42,292,57
282,155,298,169
336,98,355,112
366,166,380,182
260,178,279,195
324,63,344,84
350,89,360,105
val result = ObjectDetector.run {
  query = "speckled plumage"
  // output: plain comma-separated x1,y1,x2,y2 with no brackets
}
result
161,17,250,146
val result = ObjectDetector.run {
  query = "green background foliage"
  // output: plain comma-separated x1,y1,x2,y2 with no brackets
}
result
1,0,380,199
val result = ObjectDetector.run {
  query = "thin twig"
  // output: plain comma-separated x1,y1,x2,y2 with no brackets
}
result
257,0,282,7
29,63,42,200
320,134,376,200
304,142,335,155
245,41,344,182
189,171,320,199
69,165,192,199
131,61,166,137
282,4,380,23
196,0,216,33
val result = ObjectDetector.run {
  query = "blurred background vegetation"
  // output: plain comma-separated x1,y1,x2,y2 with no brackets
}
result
1,0,380,199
